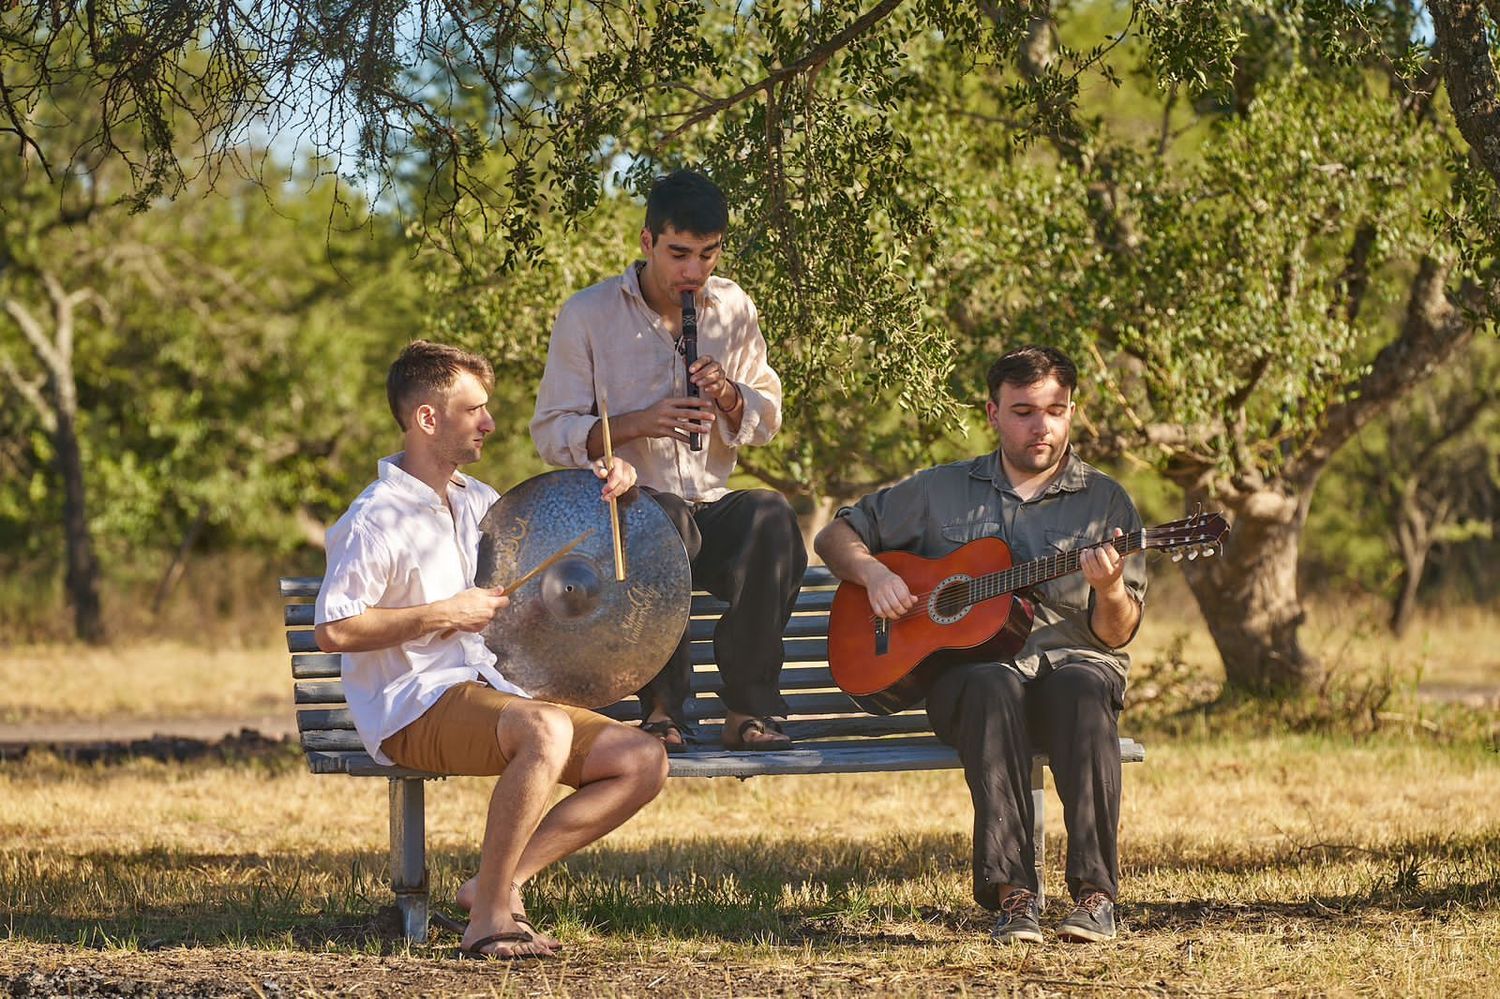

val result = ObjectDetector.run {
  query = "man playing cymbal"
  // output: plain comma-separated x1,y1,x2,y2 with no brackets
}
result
316,340,666,960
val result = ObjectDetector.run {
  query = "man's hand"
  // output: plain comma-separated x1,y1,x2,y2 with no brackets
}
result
862,562,918,620
689,354,741,412
627,396,715,444
592,455,637,500
438,586,511,633
1080,528,1126,596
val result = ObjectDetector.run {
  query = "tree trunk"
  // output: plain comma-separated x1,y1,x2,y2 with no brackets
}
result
798,494,842,563
1179,485,1321,695
1389,483,1431,637
55,404,104,643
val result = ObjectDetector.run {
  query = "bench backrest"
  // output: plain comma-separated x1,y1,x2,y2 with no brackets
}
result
280,567,937,775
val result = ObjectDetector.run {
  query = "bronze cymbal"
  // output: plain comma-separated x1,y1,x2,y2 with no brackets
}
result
476,469,691,708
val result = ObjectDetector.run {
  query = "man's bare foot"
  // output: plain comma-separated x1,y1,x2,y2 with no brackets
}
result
722,710,791,750
456,877,563,951
456,910,553,960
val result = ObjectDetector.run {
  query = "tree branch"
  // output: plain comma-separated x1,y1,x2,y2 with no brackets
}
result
1291,256,1477,485
1429,1,1500,185
654,0,908,149
0,348,57,432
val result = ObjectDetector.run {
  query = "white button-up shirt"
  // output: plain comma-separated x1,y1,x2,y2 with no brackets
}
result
530,262,783,503
315,454,528,765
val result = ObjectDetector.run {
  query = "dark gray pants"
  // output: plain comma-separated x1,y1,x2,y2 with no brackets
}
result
926,658,1125,909
639,488,807,724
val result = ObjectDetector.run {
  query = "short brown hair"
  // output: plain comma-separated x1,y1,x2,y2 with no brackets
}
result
386,340,494,430
986,345,1078,402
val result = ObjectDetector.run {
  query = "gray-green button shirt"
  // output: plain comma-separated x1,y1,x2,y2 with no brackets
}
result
837,449,1147,681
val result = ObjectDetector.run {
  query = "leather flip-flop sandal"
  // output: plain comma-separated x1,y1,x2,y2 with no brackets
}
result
513,913,563,952
454,929,552,961
431,910,468,936
724,716,792,752
640,718,688,753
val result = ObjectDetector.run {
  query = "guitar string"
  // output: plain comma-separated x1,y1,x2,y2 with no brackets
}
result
862,531,1190,625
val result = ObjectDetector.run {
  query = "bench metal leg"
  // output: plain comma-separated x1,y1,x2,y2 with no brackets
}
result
1031,757,1046,910
388,777,429,942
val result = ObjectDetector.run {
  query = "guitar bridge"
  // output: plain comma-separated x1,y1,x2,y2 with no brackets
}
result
874,617,889,656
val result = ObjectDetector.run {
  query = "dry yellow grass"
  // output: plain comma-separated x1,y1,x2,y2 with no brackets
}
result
2,733,1497,995
1,575,1493,728
0,642,287,726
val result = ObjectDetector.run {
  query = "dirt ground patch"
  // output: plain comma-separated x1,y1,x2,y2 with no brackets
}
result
0,942,1052,998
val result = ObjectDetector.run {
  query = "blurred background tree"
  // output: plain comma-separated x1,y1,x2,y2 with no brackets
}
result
1,2,1494,697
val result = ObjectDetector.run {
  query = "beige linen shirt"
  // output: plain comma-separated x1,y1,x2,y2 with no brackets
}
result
531,262,782,503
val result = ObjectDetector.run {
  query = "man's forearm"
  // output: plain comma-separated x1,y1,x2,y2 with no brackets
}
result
814,519,884,587
316,604,444,653
1089,583,1142,649
585,412,646,461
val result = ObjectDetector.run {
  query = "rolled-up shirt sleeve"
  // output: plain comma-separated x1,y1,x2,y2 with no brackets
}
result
531,299,598,469
835,471,932,555
315,520,393,625
716,297,781,449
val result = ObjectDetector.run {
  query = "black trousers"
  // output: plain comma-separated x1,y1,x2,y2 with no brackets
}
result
638,489,808,724
925,657,1125,909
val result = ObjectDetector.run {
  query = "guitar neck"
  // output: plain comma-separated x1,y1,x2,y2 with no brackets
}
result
969,532,1143,604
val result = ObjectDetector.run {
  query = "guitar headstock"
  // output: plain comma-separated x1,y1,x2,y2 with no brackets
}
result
1144,511,1230,562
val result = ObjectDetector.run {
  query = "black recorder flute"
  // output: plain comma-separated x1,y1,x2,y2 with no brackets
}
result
680,289,703,451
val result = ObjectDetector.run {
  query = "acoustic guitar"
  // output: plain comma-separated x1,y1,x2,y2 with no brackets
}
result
827,513,1229,715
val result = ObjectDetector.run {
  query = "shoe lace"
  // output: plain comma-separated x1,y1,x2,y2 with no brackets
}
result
1075,890,1111,916
999,889,1037,918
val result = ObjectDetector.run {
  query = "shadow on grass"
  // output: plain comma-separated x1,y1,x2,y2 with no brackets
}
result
4,828,1496,952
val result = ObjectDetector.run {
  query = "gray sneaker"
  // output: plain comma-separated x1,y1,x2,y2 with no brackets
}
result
991,889,1043,945
1057,891,1116,942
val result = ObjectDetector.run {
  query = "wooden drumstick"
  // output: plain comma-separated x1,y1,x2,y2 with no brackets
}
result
599,396,626,581
438,528,595,638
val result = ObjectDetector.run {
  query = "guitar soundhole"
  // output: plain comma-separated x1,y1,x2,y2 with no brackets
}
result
928,574,975,625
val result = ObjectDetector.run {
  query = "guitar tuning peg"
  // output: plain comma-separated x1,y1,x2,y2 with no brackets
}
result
1187,549,1199,561
1201,545,1216,558
1171,551,1184,563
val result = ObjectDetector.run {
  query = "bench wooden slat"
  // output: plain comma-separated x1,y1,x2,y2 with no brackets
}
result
295,657,845,688
296,706,939,742
280,567,839,603
293,654,341,679
305,738,1144,780
690,614,827,642
685,689,859,718
691,637,827,666
299,726,1145,768
692,588,833,615
286,627,833,664
282,604,836,639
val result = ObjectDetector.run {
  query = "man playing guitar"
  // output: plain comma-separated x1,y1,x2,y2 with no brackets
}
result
815,345,1146,945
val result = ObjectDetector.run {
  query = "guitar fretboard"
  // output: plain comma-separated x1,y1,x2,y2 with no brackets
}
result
935,532,1144,614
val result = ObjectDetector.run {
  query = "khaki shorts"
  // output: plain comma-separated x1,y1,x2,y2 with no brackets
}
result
381,681,621,788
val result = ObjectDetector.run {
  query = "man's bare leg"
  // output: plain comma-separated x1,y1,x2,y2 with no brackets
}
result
457,725,668,946
457,701,574,958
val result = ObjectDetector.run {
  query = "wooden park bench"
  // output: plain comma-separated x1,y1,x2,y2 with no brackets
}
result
280,567,1146,940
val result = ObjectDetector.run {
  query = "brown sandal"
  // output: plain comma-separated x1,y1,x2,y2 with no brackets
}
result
641,718,688,753
723,716,792,752
454,929,553,960
512,914,563,952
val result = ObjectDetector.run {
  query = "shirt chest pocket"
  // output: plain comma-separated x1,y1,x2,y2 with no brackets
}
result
940,520,1002,546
